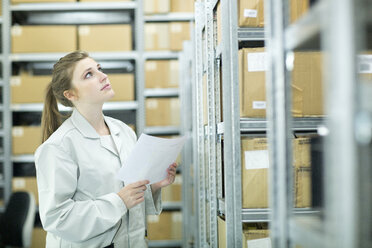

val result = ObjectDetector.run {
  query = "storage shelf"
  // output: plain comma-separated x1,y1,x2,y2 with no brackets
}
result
144,126,180,135
11,101,138,112
163,202,182,211
10,52,138,62
11,155,34,163
215,44,222,59
0,17,3,23
238,28,265,41
148,240,182,247
289,216,326,248
211,0,219,10
145,51,179,60
0,105,4,111
0,80,4,86
0,130,4,137
285,0,325,51
144,88,179,98
10,2,137,11
145,13,194,22
217,117,325,134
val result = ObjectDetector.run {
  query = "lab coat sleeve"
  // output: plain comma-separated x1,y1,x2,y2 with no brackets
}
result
145,185,162,215
35,143,127,243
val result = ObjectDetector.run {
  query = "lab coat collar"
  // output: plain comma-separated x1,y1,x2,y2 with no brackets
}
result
71,109,120,139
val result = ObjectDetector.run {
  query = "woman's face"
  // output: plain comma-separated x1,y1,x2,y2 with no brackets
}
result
68,57,115,105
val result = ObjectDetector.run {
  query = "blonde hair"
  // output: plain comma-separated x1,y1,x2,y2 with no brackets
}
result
41,51,89,142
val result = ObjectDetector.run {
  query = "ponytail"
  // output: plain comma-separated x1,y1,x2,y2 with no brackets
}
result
41,83,62,143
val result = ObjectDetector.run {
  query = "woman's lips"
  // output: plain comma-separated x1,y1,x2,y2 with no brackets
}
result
101,84,111,91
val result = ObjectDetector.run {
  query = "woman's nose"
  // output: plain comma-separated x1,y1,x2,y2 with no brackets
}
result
99,71,108,82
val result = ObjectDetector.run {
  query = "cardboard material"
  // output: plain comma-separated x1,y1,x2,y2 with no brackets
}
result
170,22,191,51
11,72,51,103
170,0,194,12
147,212,172,240
145,60,179,88
144,0,170,14
290,0,310,23
216,2,222,44
108,73,135,102
292,52,324,116
171,212,182,240
293,137,311,168
241,137,269,208
12,126,42,155
12,177,39,205
78,25,132,52
162,174,182,202
145,23,170,51
243,230,270,248
295,167,312,208
31,228,47,248
145,98,180,126
12,0,74,3
238,0,264,27
218,217,226,248
239,48,303,117
11,25,77,53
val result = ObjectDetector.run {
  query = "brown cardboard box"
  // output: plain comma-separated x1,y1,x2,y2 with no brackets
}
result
218,217,226,248
242,230,270,248
145,98,180,126
293,137,311,168
12,177,39,205
12,0,74,3
241,137,269,208
170,22,191,51
295,167,311,208
239,48,303,117
290,0,310,23
31,227,47,248
78,25,132,52
147,212,172,240
11,25,77,53
292,52,324,116
108,73,135,101
238,0,264,27
145,60,179,88
12,126,42,155
144,0,170,14
216,2,222,44
162,174,182,202
170,0,194,12
11,72,51,103
145,23,170,51
171,212,182,240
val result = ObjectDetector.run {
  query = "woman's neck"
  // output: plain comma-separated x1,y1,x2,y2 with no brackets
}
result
75,105,110,136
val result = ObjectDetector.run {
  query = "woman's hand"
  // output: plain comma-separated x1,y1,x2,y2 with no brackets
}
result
117,180,149,209
151,163,178,193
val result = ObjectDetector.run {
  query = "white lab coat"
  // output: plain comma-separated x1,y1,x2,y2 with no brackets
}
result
35,109,162,248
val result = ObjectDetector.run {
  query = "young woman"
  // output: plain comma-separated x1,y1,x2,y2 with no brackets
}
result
35,51,178,248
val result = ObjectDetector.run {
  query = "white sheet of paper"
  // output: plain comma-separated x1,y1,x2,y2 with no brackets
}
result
117,134,187,184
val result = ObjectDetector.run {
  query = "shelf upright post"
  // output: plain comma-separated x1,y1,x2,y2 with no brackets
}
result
220,0,242,246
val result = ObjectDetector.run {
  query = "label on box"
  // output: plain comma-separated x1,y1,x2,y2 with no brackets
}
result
172,212,182,222
244,150,269,170
148,215,160,223
11,26,23,36
79,26,90,36
244,9,258,18
13,178,26,189
358,55,372,74
247,238,272,248
171,23,183,33
146,100,158,109
146,61,157,71
174,175,182,184
11,77,22,87
253,101,266,109
12,127,24,137
248,52,267,72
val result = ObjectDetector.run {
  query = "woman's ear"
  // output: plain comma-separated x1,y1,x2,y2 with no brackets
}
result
63,89,77,101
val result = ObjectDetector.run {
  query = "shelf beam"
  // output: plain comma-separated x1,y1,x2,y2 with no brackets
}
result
10,2,137,11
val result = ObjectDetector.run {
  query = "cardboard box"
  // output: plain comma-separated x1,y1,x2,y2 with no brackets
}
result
145,23,170,51
162,174,182,202
170,0,194,12
12,126,42,155
147,212,172,240
171,212,182,240
145,98,180,126
78,25,132,52
216,1,222,44
290,0,310,23
293,137,311,168
12,177,39,205
11,72,51,103
239,48,303,117
31,227,47,248
243,230,271,248
238,0,264,27
292,52,324,116
169,22,191,51
144,0,170,14
218,217,226,248
108,73,135,102
241,137,269,208
145,60,179,88
11,25,77,53
295,167,312,208
12,0,74,3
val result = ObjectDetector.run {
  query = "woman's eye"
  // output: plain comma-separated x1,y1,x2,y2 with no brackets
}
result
85,72,92,79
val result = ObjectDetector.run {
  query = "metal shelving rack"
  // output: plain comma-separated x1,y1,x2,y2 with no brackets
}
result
267,0,372,248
